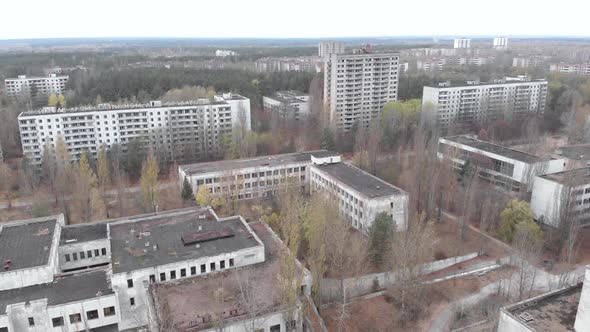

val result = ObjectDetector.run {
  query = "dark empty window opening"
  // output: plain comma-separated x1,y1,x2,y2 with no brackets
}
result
170,270,176,279
104,306,116,317
86,310,99,320
28,317,35,327
191,266,196,275
180,268,186,277
130,297,135,306
65,254,71,262
80,251,85,259
220,260,226,269
72,252,78,261
127,279,133,288
270,324,281,332
229,258,234,267
210,262,216,271
201,264,206,273
52,317,64,327
87,250,92,258
160,273,166,281
101,248,107,256
94,249,100,257
69,313,81,324
149,274,155,283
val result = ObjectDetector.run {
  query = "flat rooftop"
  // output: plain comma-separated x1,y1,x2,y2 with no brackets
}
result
0,217,57,271
60,223,108,245
553,145,590,161
0,269,113,313
442,135,544,164
426,78,547,88
19,94,247,117
180,150,339,176
109,208,262,274
503,283,581,332
541,167,590,185
314,162,404,198
151,222,293,331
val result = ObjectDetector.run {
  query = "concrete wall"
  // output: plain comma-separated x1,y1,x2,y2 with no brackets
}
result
3,294,118,332
530,176,562,227
113,243,265,330
575,267,590,331
58,239,110,272
321,252,478,302
200,307,300,332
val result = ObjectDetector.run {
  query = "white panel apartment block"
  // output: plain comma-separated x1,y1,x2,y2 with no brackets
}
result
324,52,399,132
18,94,251,164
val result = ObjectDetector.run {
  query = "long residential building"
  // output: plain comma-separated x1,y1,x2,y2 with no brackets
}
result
18,93,251,165
179,150,408,233
437,135,567,192
324,52,400,132
422,77,548,130
262,90,310,122
4,74,69,98
254,56,323,73
0,207,311,332
549,63,590,75
453,38,471,49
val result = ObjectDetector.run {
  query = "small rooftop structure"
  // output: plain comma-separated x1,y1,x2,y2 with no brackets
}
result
0,217,58,271
313,162,404,198
151,222,305,331
109,208,262,274
179,150,339,176
0,269,113,313
442,135,545,164
501,282,582,332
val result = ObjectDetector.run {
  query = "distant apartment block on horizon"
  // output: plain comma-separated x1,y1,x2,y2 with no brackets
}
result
18,93,251,165
422,76,548,130
324,52,400,132
318,41,345,57
493,37,509,50
550,63,590,75
254,56,323,73
453,38,471,49
4,74,69,98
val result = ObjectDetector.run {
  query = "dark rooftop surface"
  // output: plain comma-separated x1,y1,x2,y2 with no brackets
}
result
442,135,544,163
314,162,404,198
554,145,590,161
0,269,113,313
180,150,338,176
541,166,590,185
109,209,261,274
152,222,297,331
0,218,57,271
505,283,581,332
60,223,107,245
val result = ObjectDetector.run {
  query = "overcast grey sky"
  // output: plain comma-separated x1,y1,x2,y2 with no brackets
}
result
3,0,589,40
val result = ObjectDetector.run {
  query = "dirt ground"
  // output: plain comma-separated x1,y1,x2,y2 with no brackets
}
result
433,218,509,260
321,266,515,332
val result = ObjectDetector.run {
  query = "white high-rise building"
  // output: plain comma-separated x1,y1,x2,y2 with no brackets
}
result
18,93,251,165
422,77,548,130
493,37,509,50
324,52,399,132
318,41,345,57
453,38,471,49
4,74,69,98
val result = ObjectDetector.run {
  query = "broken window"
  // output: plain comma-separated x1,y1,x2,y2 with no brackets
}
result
220,260,226,269
52,317,64,327
28,318,34,327
210,262,216,271
191,266,196,275
80,251,85,259
94,249,100,257
201,264,206,273
87,250,92,258
270,324,281,332
160,273,166,282
72,253,78,261
65,254,70,262
149,275,155,283
130,298,135,306
69,314,81,324
127,279,133,288
86,310,99,320
180,268,186,277
101,248,107,256
103,306,116,317
229,258,234,267
170,270,176,279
